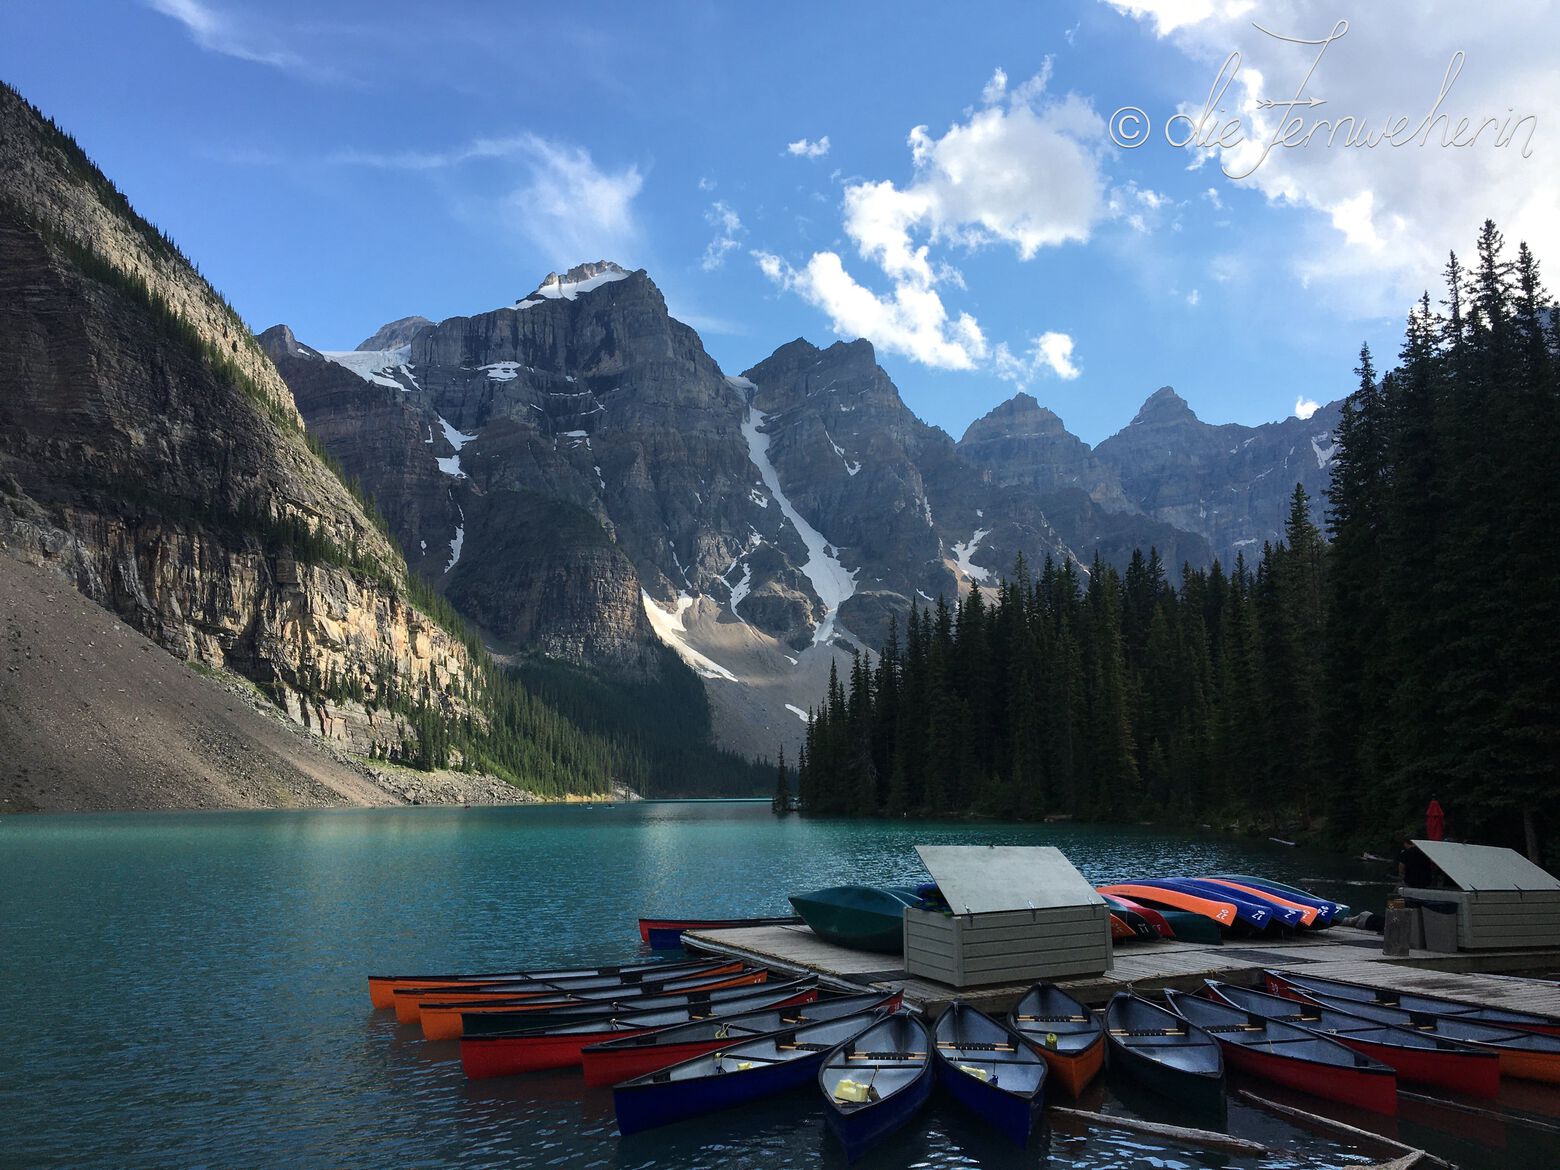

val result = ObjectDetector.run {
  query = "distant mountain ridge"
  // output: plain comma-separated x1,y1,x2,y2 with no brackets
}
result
272,264,1340,755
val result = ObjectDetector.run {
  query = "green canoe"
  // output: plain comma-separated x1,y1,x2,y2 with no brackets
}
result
788,886,920,954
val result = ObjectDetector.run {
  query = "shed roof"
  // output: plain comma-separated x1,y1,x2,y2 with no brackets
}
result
916,844,1104,914
1412,840,1560,891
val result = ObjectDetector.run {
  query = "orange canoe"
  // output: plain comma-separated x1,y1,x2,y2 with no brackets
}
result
420,968,769,1040
1097,883,1237,928
367,957,702,1010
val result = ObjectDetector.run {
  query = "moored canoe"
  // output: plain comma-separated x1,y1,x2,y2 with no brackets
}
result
460,980,819,1078
580,990,902,1087
457,972,774,1038
1164,989,1397,1115
933,1003,1046,1146
1268,978,1560,1084
1105,993,1225,1117
613,1009,885,1135
388,956,728,1022
368,957,703,1010
1263,969,1560,1038
1008,983,1105,1097
818,1011,935,1162
1206,981,1500,1099
420,967,765,1040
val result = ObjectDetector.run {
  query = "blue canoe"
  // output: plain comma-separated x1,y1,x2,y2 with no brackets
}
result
819,1011,934,1162
614,1009,884,1135
1206,874,1347,922
933,1003,1047,1145
1125,878,1302,931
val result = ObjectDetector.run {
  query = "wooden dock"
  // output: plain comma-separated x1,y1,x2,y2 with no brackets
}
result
683,923,1560,1017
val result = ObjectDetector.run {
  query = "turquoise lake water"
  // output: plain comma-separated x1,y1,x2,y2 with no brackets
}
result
3,801,1555,1169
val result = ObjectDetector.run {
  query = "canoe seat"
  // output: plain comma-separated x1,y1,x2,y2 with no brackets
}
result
936,1041,1016,1052
777,1042,835,1052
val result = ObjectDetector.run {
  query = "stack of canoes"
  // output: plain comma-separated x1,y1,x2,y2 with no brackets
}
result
1097,874,1347,940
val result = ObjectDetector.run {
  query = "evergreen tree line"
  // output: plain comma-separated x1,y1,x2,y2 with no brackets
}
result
797,221,1557,859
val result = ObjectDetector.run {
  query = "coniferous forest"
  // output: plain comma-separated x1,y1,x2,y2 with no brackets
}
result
795,222,1558,861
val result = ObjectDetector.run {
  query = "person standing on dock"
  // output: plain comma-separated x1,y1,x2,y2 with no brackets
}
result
1425,798,1446,841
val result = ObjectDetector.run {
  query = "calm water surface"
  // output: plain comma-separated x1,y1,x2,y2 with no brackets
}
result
3,802,1554,1169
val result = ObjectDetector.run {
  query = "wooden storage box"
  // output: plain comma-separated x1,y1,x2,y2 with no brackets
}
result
902,845,1112,989
1403,840,1560,951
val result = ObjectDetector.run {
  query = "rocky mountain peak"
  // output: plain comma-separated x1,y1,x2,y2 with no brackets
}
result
357,315,433,351
959,393,1067,443
525,260,633,303
1130,385,1197,426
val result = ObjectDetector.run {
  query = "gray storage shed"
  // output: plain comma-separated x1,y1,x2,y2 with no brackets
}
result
1403,840,1560,951
903,845,1112,988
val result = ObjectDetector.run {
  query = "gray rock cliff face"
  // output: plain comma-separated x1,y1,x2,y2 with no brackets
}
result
1094,386,1343,564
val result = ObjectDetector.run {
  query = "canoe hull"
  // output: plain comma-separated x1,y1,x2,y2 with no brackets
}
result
614,1051,826,1136
788,887,918,954
1220,1038,1398,1115
462,1027,643,1078
936,1060,1043,1146
1110,1040,1225,1116
825,1062,934,1162
1025,1035,1104,1098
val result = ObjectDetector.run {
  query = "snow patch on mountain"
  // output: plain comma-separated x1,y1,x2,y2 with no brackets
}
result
435,417,477,479
322,346,415,390
523,261,631,304
741,406,857,645
1310,433,1338,469
952,528,993,583
641,592,739,682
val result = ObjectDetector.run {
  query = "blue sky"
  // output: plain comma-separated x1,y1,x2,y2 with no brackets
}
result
4,2,1553,443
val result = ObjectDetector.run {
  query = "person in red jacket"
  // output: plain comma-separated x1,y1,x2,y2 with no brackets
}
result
1426,798,1446,842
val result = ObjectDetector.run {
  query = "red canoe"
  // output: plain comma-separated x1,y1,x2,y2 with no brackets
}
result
460,979,818,1079
1166,989,1397,1115
1263,969,1560,1038
637,915,802,943
369,957,699,1010
1207,981,1500,1099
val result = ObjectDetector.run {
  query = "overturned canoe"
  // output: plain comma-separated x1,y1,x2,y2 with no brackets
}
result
1097,883,1237,930
819,1011,935,1162
1008,983,1105,1098
1165,989,1397,1115
788,886,919,954
639,915,802,949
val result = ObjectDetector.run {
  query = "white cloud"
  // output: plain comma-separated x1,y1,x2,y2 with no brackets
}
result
755,250,987,370
332,134,642,265
701,201,744,271
996,332,1082,385
1186,287,1201,305
1104,2,1559,315
757,68,1109,372
507,139,642,265
145,0,311,72
786,136,832,158
1202,186,1223,210
697,176,717,191
1294,395,1321,420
